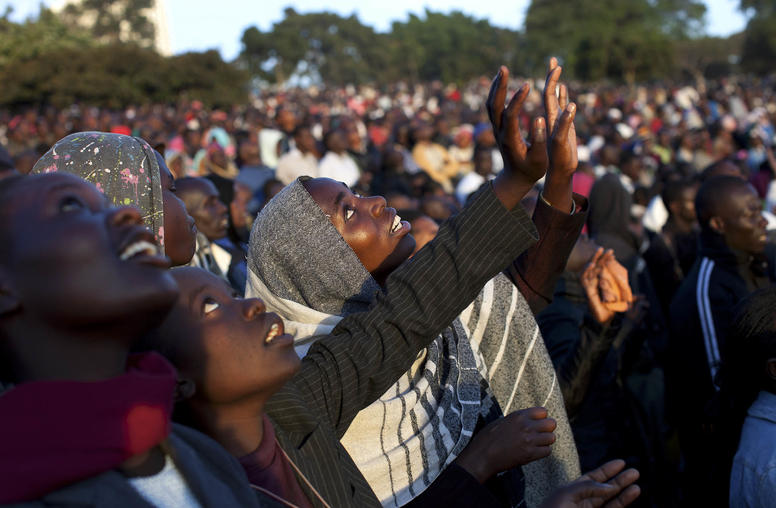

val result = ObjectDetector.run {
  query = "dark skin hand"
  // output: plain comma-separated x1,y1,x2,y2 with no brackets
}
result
581,248,616,324
542,57,578,213
540,460,641,508
487,58,577,212
453,407,557,483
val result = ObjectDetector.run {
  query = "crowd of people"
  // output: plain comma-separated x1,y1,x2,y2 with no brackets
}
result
0,55,775,508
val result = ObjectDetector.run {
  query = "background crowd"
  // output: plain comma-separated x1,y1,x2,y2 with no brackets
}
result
1,62,775,506
1,1,776,507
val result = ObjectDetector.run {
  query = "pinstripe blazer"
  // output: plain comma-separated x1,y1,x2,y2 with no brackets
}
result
265,185,539,508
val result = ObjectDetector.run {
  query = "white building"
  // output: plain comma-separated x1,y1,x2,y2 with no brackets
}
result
51,0,172,56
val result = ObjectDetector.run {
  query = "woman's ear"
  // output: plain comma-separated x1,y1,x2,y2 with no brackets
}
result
174,378,196,402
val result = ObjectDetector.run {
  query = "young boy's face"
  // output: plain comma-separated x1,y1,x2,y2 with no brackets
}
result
157,267,300,404
1,173,178,327
716,184,768,255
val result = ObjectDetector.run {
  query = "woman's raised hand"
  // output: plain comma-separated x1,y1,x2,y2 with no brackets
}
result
488,59,577,211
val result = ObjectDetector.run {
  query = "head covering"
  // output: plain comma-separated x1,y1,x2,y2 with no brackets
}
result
248,179,380,319
587,173,640,264
31,132,166,252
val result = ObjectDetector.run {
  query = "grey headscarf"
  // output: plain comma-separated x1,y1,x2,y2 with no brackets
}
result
31,132,166,252
248,178,381,317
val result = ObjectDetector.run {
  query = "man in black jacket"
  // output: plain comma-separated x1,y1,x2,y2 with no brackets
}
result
669,175,774,504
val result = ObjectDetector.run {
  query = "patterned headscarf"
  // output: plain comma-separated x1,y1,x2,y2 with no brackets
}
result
31,132,166,252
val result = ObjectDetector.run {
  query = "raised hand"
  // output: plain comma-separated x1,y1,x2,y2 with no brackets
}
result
453,407,556,483
542,57,578,213
487,66,548,210
540,459,641,508
488,60,577,212
544,57,578,180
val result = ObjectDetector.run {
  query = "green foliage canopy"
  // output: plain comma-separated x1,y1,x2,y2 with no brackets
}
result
738,0,776,75
524,0,707,82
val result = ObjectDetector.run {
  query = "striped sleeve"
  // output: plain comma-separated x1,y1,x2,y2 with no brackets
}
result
695,257,722,390
293,183,538,434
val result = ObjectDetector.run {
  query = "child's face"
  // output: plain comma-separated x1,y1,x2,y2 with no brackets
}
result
160,268,300,404
2,173,178,327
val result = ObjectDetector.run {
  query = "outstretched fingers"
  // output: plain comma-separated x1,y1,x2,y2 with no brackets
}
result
580,460,627,483
559,83,569,111
544,57,562,132
526,117,548,171
503,82,531,148
487,66,509,132
552,103,577,150
603,484,641,508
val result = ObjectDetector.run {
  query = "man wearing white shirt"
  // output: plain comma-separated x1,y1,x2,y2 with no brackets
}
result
318,129,361,188
275,126,319,185
456,146,495,205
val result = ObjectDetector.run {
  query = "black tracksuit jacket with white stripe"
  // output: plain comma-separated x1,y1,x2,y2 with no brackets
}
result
668,232,775,433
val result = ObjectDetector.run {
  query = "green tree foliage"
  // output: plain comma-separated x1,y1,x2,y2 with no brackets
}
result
61,0,156,48
241,8,389,85
0,5,247,108
738,0,776,75
0,7,94,69
240,8,521,85
386,10,521,83
524,0,706,82
0,44,248,108
674,34,743,83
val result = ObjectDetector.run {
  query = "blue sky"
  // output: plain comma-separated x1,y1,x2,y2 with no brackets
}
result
6,0,749,60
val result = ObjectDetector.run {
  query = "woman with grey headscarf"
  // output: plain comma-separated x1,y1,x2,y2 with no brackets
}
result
247,63,587,507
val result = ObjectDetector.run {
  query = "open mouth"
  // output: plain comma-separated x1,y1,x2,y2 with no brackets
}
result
117,229,169,267
390,214,403,233
119,240,159,261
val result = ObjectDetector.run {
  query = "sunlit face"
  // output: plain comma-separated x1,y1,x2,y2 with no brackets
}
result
304,178,416,281
3,173,178,327
155,151,197,265
156,268,299,403
179,179,229,241
715,185,768,255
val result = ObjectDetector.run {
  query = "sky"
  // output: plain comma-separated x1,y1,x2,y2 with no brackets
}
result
5,0,749,61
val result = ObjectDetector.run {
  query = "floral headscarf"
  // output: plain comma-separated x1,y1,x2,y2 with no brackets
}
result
31,132,166,252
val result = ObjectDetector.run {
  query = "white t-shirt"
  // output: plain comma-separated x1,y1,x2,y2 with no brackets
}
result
276,149,319,185
128,455,202,508
318,151,361,187
456,172,488,205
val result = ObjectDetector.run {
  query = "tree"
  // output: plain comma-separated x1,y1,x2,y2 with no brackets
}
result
738,0,776,75
0,7,94,69
674,35,743,85
524,0,706,82
240,8,386,85
240,8,522,85
61,0,156,48
386,10,521,83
